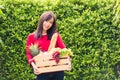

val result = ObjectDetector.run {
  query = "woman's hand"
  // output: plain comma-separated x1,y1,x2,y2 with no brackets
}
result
31,62,40,75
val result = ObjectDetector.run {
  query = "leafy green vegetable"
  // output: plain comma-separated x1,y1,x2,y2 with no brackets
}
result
60,48,73,57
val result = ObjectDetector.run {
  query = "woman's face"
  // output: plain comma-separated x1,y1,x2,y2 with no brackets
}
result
43,17,54,32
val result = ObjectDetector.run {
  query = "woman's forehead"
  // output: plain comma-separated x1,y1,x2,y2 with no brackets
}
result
45,14,54,21
48,17,54,22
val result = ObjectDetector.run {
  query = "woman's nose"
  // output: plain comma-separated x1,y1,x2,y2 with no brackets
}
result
46,22,50,26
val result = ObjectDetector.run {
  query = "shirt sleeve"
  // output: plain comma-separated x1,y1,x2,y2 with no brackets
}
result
56,33,66,49
26,34,34,64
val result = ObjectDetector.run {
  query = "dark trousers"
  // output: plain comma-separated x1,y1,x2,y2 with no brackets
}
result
36,71,64,80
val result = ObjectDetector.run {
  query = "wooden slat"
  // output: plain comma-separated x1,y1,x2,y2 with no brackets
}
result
38,65,71,74
33,53,69,62
33,53,52,61
36,58,70,67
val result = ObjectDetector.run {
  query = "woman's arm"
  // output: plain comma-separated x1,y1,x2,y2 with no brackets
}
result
56,33,66,49
26,34,35,64
26,34,40,74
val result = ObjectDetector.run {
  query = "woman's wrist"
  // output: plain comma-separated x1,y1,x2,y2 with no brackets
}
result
31,62,36,68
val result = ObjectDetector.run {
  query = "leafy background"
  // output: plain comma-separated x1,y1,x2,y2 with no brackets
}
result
0,0,120,80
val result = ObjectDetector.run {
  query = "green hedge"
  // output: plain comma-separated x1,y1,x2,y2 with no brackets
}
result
0,0,120,80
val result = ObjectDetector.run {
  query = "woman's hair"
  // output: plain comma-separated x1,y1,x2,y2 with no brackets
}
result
35,11,57,40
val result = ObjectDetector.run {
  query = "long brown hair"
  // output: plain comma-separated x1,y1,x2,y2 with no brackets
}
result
35,11,57,40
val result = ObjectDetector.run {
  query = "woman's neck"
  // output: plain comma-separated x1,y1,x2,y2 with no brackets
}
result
42,31,47,35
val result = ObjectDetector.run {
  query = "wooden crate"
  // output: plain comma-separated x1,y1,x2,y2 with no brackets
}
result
33,53,71,74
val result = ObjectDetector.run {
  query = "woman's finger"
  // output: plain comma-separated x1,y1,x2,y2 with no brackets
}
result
34,68,40,75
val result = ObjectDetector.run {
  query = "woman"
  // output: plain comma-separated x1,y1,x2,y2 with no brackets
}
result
26,11,66,80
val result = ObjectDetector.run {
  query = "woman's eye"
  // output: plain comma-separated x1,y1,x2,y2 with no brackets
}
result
50,21,53,24
44,21,47,23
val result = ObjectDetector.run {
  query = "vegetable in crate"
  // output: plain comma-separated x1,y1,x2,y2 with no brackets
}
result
29,43,40,57
60,48,73,57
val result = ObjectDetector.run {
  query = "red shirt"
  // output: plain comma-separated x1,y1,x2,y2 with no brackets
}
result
26,32,66,64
